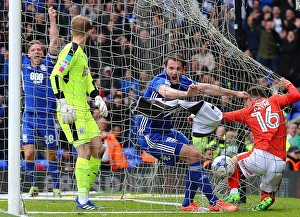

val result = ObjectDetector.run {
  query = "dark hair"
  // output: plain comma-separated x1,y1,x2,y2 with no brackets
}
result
163,53,186,67
203,147,214,153
246,86,268,98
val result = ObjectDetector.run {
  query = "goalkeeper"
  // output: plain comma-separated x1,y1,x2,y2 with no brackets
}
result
137,53,249,212
50,15,107,210
219,78,300,211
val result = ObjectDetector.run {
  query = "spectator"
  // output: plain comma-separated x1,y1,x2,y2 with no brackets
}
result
291,123,300,149
191,41,216,73
223,130,238,157
21,7,61,198
108,92,124,126
192,135,209,154
34,13,47,44
244,131,254,151
112,124,123,144
0,47,8,96
272,6,283,37
0,94,7,160
86,26,100,74
286,122,298,150
132,29,152,72
0,0,9,34
121,69,139,98
246,0,262,19
253,15,281,73
139,71,150,94
208,125,226,158
272,0,295,20
60,3,80,43
278,30,300,83
81,0,98,21
100,66,119,96
98,117,128,172
289,99,300,121
202,148,214,170
285,146,300,171
243,15,260,61
283,9,297,31
23,0,45,13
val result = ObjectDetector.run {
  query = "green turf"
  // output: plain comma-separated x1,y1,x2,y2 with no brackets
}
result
0,195,299,217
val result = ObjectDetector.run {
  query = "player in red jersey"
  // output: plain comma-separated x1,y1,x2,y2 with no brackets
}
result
221,78,300,211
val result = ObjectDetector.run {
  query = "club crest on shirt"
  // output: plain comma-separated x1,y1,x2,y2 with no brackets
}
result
40,64,47,71
82,66,88,76
78,127,85,134
22,134,28,143
165,80,171,85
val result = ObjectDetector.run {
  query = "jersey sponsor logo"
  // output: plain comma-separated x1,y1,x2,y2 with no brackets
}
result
78,127,85,134
22,134,28,143
166,137,177,143
59,59,70,72
82,66,88,77
59,54,72,73
253,99,270,112
30,72,44,84
160,154,171,161
40,64,47,71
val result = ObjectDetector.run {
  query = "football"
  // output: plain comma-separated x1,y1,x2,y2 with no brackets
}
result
211,155,235,178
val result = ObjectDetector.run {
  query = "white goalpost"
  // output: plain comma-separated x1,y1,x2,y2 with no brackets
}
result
4,0,296,215
8,0,21,215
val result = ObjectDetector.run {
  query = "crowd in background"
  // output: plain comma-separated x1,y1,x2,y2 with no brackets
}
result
0,0,299,173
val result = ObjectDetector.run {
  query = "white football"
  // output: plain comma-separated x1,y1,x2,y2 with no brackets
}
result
211,155,235,178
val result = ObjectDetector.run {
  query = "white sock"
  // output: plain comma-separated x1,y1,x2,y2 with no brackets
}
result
230,188,239,194
78,195,88,205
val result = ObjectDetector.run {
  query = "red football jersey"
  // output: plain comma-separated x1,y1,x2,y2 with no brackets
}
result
223,83,300,160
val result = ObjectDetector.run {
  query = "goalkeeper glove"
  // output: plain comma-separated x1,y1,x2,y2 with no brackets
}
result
58,98,76,124
95,95,108,117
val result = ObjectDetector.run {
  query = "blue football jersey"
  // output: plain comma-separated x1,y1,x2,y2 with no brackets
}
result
137,70,195,135
21,53,57,113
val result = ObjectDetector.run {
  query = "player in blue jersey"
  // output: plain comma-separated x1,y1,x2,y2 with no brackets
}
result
137,53,249,212
20,7,61,198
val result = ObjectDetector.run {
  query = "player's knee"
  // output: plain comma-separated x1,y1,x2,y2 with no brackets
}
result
24,151,35,160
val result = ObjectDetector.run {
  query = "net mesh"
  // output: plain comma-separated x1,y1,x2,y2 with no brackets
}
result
0,0,294,214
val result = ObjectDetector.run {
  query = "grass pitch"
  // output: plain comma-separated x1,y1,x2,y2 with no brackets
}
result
0,194,299,217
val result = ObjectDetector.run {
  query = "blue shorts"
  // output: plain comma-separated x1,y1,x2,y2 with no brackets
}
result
22,111,58,148
138,129,189,166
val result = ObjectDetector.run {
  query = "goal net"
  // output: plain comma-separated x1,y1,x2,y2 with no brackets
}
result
2,0,294,215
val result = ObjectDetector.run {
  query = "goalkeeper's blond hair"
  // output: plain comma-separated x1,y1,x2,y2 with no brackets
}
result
71,15,92,36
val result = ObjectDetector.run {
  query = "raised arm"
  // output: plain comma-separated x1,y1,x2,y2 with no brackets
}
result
276,77,300,106
48,7,59,55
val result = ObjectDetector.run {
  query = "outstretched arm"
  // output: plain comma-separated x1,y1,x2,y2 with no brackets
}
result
48,7,60,55
157,83,202,99
198,83,249,98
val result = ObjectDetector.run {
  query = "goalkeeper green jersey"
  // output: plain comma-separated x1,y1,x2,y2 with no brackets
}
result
50,42,96,112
